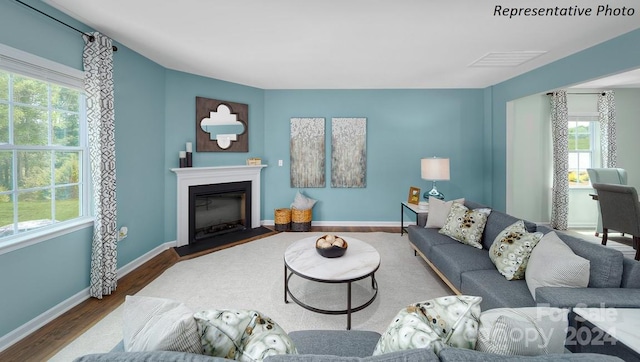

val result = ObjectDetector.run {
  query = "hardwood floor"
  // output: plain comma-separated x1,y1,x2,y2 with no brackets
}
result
0,226,397,362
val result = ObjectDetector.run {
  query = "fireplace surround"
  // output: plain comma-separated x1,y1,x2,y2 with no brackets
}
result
172,165,266,247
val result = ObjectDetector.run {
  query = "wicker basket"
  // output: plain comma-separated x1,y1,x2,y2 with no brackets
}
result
291,208,312,232
274,208,291,231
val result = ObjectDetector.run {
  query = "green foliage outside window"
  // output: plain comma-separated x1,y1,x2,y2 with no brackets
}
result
0,70,84,236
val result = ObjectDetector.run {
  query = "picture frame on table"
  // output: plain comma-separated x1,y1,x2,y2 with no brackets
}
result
408,186,421,205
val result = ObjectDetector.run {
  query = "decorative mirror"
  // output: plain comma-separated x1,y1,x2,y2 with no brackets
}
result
196,97,248,152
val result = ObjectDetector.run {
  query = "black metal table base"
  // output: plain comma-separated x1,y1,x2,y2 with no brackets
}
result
284,265,378,330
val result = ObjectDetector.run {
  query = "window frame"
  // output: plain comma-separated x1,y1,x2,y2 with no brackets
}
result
0,43,92,256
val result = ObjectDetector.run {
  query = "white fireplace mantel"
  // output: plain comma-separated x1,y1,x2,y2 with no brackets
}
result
171,165,267,247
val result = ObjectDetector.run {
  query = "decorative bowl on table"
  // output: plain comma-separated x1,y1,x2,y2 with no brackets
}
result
315,234,348,258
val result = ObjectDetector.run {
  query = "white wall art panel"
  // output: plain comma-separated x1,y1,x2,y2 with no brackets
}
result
290,118,325,188
331,118,367,188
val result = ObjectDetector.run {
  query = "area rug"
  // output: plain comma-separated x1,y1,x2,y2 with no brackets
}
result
50,232,451,361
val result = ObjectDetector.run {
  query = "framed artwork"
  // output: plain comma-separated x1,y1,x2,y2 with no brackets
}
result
290,118,325,188
331,118,367,188
196,97,248,152
408,187,421,205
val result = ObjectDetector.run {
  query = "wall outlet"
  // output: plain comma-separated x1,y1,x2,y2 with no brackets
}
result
118,226,128,241
278,159,283,166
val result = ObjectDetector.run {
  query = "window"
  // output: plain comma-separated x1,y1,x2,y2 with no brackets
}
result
0,44,89,247
567,114,599,187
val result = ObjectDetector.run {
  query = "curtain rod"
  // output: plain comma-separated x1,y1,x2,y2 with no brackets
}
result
14,0,118,52
546,92,606,96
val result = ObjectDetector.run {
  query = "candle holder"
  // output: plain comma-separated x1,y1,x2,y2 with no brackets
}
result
186,142,193,167
179,151,187,168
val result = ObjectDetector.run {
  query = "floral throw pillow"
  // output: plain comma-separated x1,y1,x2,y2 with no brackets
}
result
373,295,482,356
194,309,297,361
489,220,544,280
438,203,491,249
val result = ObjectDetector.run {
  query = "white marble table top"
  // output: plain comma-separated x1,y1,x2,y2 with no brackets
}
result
284,235,380,281
573,307,640,354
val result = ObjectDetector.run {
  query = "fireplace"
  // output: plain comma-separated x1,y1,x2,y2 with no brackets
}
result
189,181,251,244
172,165,266,247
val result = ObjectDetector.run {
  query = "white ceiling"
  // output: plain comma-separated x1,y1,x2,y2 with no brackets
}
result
45,0,640,89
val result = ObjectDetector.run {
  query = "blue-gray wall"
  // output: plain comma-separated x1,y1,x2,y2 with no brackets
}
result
2,0,640,345
262,89,485,222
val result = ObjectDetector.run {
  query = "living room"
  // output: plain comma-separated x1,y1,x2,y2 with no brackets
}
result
1,0,640,360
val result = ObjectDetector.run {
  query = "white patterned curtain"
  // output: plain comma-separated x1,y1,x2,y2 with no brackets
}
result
83,33,118,299
598,91,617,168
550,91,569,230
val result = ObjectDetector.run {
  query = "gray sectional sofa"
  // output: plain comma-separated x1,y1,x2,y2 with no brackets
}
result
407,200,640,311
75,330,622,361
74,200,638,362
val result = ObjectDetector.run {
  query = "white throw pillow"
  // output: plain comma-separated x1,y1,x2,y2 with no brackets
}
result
291,190,317,210
476,307,569,355
425,197,465,228
525,232,590,300
123,295,201,353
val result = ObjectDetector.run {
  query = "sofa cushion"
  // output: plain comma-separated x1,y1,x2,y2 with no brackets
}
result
489,220,543,280
373,295,482,355
122,295,201,354
535,286,640,308
429,243,496,290
549,227,624,288
439,203,491,249
265,348,439,362
476,307,568,355
407,225,458,257
460,270,536,310
465,201,537,250
425,197,464,228
525,232,590,300
194,309,296,361
288,330,380,358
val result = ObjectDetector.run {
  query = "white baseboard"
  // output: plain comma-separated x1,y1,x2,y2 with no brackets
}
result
0,240,176,353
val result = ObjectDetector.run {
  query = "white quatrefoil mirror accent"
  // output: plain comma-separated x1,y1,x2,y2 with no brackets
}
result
200,104,246,149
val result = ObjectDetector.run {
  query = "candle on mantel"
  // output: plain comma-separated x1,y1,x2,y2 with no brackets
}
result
185,142,193,167
179,151,187,168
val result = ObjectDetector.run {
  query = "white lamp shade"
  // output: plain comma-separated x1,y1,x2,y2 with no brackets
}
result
421,158,450,181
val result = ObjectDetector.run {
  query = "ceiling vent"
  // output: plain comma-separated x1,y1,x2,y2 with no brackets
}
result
469,51,547,67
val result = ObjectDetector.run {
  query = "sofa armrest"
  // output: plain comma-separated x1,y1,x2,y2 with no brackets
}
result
535,287,640,308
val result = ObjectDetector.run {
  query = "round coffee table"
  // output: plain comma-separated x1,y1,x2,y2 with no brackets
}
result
283,235,380,330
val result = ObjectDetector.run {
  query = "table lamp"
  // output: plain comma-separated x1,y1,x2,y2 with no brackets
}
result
421,157,450,200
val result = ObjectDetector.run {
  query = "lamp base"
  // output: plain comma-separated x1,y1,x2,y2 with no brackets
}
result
423,184,445,200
